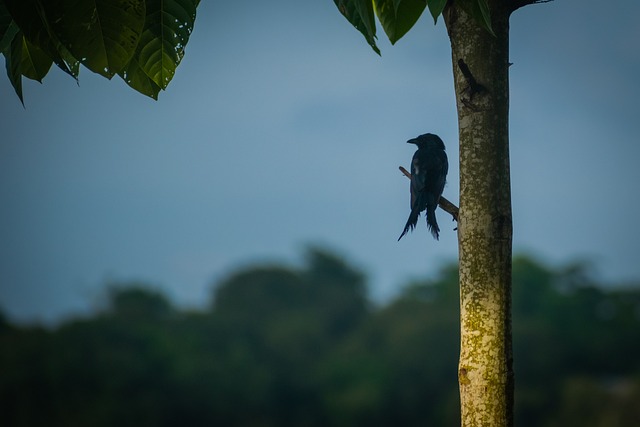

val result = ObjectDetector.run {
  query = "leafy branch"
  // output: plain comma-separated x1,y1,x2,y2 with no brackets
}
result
0,0,199,104
333,0,495,54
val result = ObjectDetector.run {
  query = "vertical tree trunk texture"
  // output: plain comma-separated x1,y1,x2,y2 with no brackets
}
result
444,2,514,426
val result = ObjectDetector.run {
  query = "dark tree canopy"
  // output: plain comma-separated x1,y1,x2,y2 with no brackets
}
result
1,251,639,427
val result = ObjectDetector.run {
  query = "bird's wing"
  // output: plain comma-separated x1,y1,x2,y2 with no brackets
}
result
410,152,428,208
411,150,429,191
425,149,448,197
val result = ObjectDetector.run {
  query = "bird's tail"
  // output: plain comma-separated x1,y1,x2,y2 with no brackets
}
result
425,202,440,240
398,207,420,241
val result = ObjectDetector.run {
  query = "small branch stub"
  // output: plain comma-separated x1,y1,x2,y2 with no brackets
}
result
457,58,486,110
458,58,486,97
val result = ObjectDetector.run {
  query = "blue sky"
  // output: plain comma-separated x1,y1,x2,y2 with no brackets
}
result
1,0,639,323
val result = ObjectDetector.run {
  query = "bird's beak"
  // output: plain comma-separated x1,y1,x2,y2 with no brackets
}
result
407,138,417,144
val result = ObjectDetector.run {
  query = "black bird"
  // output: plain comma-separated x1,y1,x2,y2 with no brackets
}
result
398,133,448,241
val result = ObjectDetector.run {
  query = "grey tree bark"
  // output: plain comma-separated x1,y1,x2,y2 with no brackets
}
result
444,1,514,426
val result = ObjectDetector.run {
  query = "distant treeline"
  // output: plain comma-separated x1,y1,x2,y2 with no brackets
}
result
1,249,639,427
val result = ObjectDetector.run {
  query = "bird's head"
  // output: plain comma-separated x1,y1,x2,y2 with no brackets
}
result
407,133,445,150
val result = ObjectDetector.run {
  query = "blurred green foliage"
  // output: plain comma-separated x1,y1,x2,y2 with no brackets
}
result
1,248,639,426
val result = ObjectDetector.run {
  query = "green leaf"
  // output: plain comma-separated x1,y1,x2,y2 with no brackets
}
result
334,0,380,55
43,0,146,78
427,0,447,24
134,0,198,90
4,0,47,46
0,1,16,47
55,41,80,78
20,36,52,81
476,0,494,35
458,0,494,36
119,56,161,99
34,0,81,78
4,0,78,78
374,0,426,45
0,21,19,53
4,31,24,105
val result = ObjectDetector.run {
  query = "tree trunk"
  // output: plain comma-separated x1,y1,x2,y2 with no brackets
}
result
444,2,514,426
